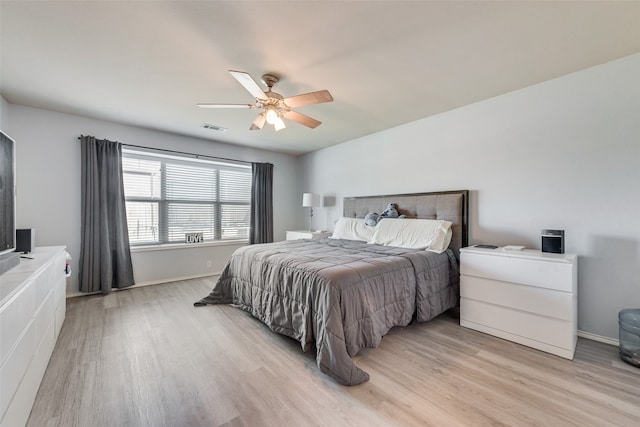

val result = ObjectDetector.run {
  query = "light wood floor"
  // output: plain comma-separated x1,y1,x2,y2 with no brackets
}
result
27,278,640,427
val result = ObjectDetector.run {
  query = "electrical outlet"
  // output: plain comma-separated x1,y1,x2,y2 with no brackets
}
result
206,260,212,269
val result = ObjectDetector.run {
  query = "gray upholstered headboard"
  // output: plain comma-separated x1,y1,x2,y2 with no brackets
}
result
343,190,469,259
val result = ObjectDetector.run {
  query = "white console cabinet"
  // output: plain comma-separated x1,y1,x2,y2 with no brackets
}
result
460,246,577,359
0,246,67,427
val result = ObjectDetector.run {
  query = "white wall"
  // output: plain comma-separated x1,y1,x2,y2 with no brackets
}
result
300,54,640,340
6,105,299,293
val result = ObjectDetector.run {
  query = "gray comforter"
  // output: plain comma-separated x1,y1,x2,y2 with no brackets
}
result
196,238,459,385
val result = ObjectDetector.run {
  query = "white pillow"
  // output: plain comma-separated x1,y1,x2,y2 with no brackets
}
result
330,217,375,242
368,218,453,253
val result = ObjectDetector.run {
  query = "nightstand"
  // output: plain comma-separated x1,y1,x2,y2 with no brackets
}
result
286,230,332,240
459,246,578,359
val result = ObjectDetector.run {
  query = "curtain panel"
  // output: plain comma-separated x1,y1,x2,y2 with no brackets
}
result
249,162,274,244
78,136,135,294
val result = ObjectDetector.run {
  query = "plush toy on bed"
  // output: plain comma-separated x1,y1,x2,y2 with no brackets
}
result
380,203,400,219
364,203,406,226
364,212,380,227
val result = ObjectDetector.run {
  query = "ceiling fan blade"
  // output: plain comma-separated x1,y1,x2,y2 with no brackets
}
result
250,113,266,130
284,90,333,108
282,110,322,128
197,103,255,108
229,70,268,100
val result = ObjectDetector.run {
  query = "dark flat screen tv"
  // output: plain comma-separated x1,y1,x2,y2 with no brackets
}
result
0,130,16,256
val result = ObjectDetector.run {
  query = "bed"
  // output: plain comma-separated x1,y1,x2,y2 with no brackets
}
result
195,190,468,385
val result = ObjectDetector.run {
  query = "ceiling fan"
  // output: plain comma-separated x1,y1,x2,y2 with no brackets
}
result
198,70,333,131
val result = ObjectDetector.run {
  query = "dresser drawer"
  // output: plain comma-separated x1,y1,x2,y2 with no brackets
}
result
0,279,36,365
460,251,575,292
0,316,38,418
461,275,574,321
460,298,575,351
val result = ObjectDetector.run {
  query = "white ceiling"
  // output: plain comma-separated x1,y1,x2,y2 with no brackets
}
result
1,1,639,156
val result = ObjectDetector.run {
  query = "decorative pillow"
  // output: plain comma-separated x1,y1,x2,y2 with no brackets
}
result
368,218,453,253
330,217,375,242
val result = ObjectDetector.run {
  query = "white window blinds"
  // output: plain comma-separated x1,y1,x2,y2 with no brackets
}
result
121,148,252,245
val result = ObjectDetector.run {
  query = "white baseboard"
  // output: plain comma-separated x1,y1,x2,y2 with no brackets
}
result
66,271,221,298
578,330,619,347
131,271,221,288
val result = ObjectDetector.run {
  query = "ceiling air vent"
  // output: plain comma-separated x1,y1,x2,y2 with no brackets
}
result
201,123,228,132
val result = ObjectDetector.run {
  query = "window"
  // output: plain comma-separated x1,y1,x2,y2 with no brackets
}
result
121,148,252,246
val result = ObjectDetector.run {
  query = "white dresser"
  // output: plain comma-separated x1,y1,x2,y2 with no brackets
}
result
459,246,577,359
286,230,332,240
0,246,67,427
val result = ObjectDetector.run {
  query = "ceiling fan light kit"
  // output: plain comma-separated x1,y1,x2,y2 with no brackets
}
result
264,105,285,131
198,70,333,131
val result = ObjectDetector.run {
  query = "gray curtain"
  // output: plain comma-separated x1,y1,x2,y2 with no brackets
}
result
78,136,134,294
249,162,274,244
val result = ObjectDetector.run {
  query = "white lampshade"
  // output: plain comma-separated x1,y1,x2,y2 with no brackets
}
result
273,116,286,131
265,107,278,125
302,193,320,208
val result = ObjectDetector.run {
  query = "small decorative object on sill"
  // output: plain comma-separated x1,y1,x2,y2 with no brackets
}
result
185,232,204,244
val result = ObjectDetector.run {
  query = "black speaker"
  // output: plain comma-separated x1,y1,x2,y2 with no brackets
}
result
16,228,35,254
541,229,564,254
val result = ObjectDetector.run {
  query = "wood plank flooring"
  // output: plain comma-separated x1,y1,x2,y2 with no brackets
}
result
27,278,640,427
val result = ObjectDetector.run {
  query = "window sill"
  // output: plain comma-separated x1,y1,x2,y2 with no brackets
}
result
130,240,248,253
